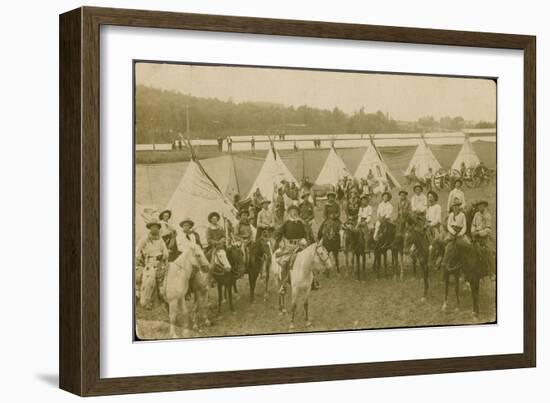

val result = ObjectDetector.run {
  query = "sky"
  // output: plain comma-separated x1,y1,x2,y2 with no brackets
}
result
135,62,496,123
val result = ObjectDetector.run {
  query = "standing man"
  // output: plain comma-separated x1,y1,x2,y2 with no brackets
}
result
324,191,341,221
411,184,427,216
425,191,442,242
250,136,255,151
374,191,393,241
256,199,273,240
447,179,466,212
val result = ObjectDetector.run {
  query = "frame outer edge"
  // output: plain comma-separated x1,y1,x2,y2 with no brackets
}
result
59,7,84,396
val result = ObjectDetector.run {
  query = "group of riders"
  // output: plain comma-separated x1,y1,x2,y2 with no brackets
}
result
136,171,494,311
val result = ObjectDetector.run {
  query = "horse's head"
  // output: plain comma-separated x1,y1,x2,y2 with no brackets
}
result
227,245,245,275
313,239,333,274
139,256,159,309
212,248,232,272
189,243,210,272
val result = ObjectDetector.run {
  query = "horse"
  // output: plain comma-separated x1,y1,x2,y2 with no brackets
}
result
245,239,270,303
161,243,211,338
441,238,488,317
270,240,333,328
210,248,237,314
403,216,431,301
345,225,371,280
318,218,340,274
372,220,400,279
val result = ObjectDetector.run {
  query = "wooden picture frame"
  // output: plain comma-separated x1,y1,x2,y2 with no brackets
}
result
59,6,536,396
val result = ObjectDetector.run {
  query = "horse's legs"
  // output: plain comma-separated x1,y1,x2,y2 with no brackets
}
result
216,283,223,314
289,299,297,329
442,271,449,311
382,251,388,277
227,278,234,312
421,262,429,302
470,278,480,318
168,299,180,338
333,251,340,274
264,260,270,301
412,255,417,278
454,272,460,310
304,299,311,327
249,271,258,304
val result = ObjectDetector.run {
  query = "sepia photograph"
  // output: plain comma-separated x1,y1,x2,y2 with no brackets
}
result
133,62,497,340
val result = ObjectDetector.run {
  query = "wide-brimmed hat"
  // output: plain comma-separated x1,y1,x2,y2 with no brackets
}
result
238,209,249,218
260,199,271,205
413,183,423,192
475,200,489,208
454,178,463,186
159,209,172,220
427,191,439,202
301,192,310,199
326,191,336,198
382,191,392,201
360,194,371,201
451,198,462,208
287,204,300,213
179,218,194,227
398,190,408,196
208,211,220,222
146,220,161,230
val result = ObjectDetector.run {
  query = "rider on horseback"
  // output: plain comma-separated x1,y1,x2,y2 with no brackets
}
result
374,191,393,241
158,209,177,261
234,209,256,272
275,205,311,295
425,191,442,242
447,178,466,212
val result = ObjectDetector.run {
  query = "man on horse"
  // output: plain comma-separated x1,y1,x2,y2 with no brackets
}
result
205,212,226,258
357,194,373,229
256,199,273,240
374,191,393,241
275,204,311,294
411,184,427,215
176,217,202,254
447,178,466,212
299,191,315,240
425,190,442,242
135,219,169,301
396,189,411,231
446,198,468,245
471,200,494,278
324,191,341,220
274,186,286,226
234,209,256,269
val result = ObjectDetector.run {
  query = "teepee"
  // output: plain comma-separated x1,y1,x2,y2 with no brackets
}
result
165,158,238,245
246,144,297,200
315,147,352,186
451,135,481,171
354,137,400,189
405,137,442,177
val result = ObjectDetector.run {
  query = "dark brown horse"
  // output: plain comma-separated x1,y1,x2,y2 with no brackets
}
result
347,225,371,280
441,238,488,317
211,247,243,314
245,239,270,303
372,220,400,279
403,216,430,301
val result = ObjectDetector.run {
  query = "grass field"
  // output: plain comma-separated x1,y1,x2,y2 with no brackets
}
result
136,184,497,340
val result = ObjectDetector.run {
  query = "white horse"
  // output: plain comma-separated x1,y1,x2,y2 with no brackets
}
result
161,243,211,338
137,256,162,309
271,240,333,329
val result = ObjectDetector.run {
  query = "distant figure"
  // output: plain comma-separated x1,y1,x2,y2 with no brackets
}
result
177,140,183,151
251,136,255,151
227,136,233,152
171,141,176,151
217,136,223,152
293,141,298,151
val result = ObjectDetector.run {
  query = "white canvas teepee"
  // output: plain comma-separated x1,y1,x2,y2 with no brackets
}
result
451,136,481,171
354,138,400,189
165,159,238,245
405,138,442,177
315,147,352,186
246,146,297,200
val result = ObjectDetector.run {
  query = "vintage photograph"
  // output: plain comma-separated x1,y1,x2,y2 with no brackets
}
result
134,62,497,340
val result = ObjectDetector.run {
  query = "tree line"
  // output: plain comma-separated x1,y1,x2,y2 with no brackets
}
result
135,85,496,143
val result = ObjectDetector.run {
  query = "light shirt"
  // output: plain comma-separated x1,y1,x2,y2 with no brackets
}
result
377,201,393,220
136,234,169,261
426,204,442,226
472,210,492,237
411,194,428,213
257,209,273,228
176,231,199,253
159,220,174,237
358,205,373,224
447,188,466,211
447,212,467,236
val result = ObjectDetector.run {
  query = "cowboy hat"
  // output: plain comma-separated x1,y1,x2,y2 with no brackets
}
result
454,178,463,186
427,190,439,202
208,211,220,222
301,192,310,198
260,199,271,205
398,190,408,196
238,209,250,217
451,198,462,207
326,191,336,198
382,191,392,201
475,200,489,208
360,194,371,200
413,183,423,192
179,218,194,227
158,209,172,220
146,220,161,230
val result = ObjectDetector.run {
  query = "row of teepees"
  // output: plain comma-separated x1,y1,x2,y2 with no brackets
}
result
137,135,483,242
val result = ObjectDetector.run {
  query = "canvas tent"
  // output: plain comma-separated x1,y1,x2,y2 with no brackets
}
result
404,138,442,178
246,146,297,200
165,159,238,245
451,135,481,171
354,138,400,189
315,147,352,186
